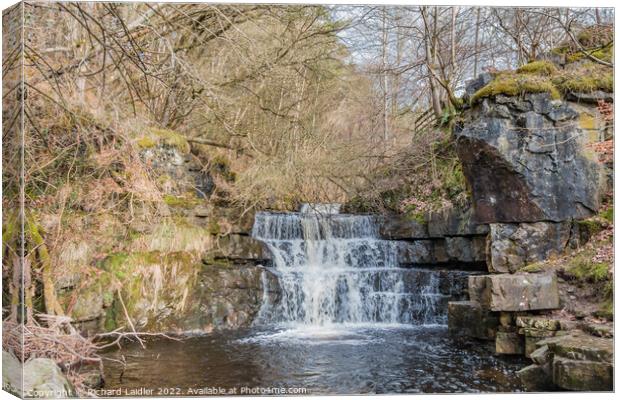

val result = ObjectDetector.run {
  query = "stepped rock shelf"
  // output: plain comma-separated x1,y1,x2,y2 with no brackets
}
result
445,73,614,392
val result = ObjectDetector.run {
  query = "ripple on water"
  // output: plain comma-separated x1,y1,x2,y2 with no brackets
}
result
102,325,529,395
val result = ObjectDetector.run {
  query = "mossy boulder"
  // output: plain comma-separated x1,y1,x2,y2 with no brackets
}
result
136,127,190,154
471,72,561,104
470,46,613,106
99,250,201,332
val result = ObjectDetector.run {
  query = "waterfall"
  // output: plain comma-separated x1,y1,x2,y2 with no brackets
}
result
252,205,449,327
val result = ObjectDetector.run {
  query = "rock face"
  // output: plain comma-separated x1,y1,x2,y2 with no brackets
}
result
427,203,489,237
487,222,573,273
378,203,489,267
97,253,279,333
378,216,428,239
455,92,602,224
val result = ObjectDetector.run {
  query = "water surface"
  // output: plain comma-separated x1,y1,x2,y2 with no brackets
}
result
103,324,527,395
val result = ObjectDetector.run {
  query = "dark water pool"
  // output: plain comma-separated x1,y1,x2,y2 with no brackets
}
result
101,324,528,395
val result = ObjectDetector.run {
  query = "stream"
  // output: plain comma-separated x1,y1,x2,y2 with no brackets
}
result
102,206,527,394
102,325,526,395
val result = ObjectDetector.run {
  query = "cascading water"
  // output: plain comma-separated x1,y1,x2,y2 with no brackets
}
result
102,206,529,393
252,205,450,327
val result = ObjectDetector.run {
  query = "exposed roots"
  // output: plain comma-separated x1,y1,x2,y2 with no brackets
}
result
3,313,184,396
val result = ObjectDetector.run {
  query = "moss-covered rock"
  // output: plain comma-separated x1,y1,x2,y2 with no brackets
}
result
471,72,561,103
516,60,557,75
552,63,613,94
93,248,274,333
136,127,190,154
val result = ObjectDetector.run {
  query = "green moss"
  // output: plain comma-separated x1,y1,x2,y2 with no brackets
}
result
163,193,201,208
551,45,570,55
516,60,557,75
150,128,191,153
552,63,613,93
568,45,613,64
600,207,613,223
404,210,426,225
577,219,605,237
519,261,546,273
206,219,221,235
99,250,200,331
443,162,467,200
135,127,191,153
567,250,609,283
104,303,119,331
202,254,231,268
136,136,156,149
2,212,18,250
471,73,561,103
594,299,613,320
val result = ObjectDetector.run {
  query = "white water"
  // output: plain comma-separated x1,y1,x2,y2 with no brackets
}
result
252,205,449,329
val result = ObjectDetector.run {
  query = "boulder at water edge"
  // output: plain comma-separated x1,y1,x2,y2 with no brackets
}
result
468,273,560,312
519,331,614,391
3,351,76,398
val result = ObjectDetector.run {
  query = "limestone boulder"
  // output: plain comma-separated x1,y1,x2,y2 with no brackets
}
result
496,331,525,355
447,301,499,340
552,357,612,391
539,332,613,363
476,273,560,312
517,364,557,391
455,92,602,224
532,332,614,391
23,358,76,398
3,350,22,397
487,222,573,273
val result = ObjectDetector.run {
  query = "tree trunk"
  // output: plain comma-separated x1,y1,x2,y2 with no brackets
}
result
381,7,389,142
473,7,481,78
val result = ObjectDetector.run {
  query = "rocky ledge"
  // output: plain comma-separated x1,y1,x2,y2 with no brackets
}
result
518,327,613,391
